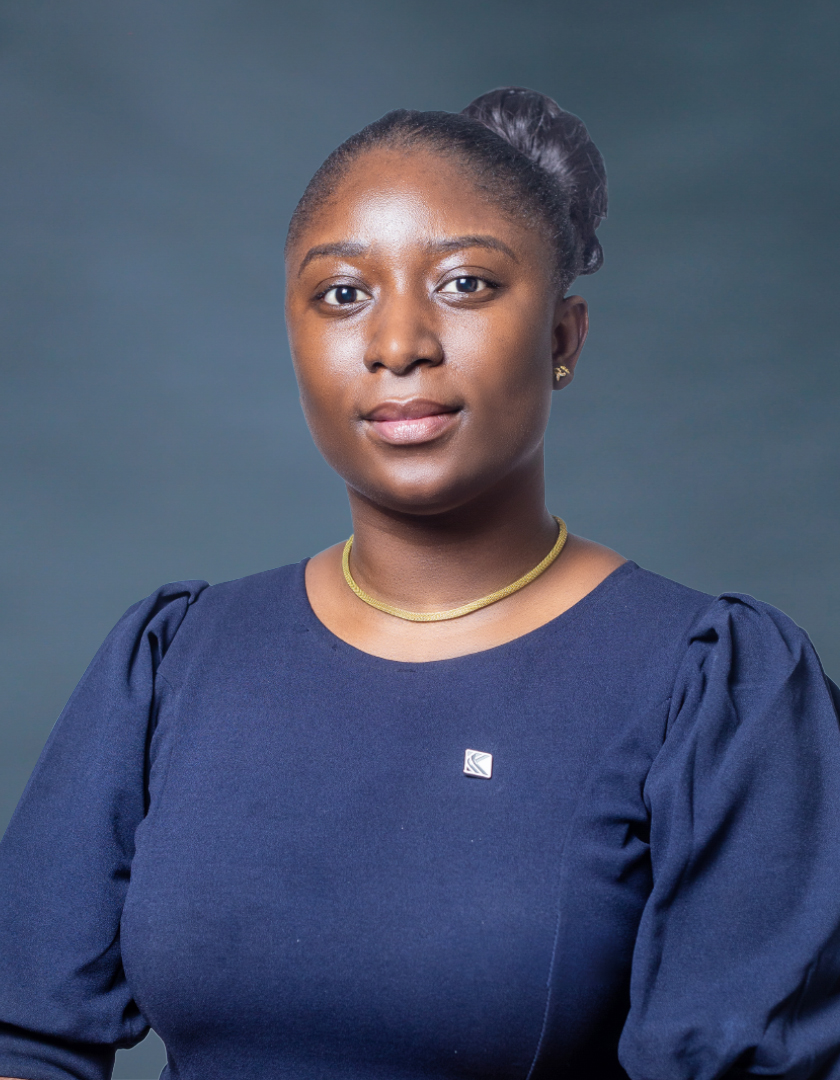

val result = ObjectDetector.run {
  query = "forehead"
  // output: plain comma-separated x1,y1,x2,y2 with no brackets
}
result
288,146,547,264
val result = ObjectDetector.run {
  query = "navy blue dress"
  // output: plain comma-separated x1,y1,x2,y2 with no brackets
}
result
1,560,840,1080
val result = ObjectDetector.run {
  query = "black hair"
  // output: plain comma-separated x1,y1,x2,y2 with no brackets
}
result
287,87,607,289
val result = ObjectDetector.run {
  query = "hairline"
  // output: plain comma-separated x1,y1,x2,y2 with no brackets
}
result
286,119,575,289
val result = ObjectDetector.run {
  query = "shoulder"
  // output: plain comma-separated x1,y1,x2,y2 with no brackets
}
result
597,561,816,666
83,578,211,680
576,559,716,655
177,560,305,624
147,562,309,677
589,564,835,712
680,590,822,684
131,561,305,624
98,563,305,680
118,577,210,636
537,537,715,670
559,536,713,626
642,590,839,829
655,589,839,755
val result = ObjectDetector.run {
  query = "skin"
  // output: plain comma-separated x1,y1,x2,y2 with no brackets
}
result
287,145,625,663
0,150,626,1080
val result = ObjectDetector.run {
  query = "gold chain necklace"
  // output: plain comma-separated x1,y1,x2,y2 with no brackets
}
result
341,516,568,623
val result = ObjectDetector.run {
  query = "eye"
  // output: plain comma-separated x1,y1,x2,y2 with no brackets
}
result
321,285,371,306
439,276,492,295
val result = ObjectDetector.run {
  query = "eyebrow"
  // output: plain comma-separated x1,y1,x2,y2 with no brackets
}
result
297,234,518,275
429,234,519,262
297,241,368,275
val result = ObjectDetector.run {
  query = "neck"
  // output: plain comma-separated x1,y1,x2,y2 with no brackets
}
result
345,462,558,612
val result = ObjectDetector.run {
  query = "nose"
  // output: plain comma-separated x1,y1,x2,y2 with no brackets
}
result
362,293,444,375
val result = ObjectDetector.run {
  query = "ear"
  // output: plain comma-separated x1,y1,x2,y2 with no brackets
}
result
550,295,589,390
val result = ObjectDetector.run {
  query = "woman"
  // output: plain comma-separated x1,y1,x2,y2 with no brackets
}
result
1,87,840,1080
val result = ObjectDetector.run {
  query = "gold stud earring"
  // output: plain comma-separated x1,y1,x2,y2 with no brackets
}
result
554,365,571,382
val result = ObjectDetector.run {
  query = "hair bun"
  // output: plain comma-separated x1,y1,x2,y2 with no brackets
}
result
461,87,607,275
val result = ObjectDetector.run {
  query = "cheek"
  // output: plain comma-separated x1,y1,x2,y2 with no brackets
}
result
449,283,552,360
445,305,553,417
288,291,555,491
288,318,358,425
295,371,350,457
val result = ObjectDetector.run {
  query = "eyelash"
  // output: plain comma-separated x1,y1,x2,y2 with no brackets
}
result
439,275,499,296
315,285,366,306
315,275,500,306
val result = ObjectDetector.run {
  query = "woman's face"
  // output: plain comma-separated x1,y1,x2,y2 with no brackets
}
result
285,146,586,517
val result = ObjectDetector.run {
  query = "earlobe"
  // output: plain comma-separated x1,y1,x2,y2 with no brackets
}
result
551,294,588,389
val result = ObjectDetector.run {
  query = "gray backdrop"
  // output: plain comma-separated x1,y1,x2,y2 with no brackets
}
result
2,2,838,1076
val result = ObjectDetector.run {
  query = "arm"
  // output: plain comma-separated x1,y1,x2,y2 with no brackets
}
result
621,595,840,1079
0,580,207,1080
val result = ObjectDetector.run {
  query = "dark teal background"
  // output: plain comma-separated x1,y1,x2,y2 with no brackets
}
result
1,3,838,1075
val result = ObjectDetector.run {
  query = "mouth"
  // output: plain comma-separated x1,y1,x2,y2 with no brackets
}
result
363,398,462,445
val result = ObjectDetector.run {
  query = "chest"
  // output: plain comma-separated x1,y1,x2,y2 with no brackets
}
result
121,637,662,1078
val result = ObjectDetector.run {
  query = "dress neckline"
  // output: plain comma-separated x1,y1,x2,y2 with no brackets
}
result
295,557,641,668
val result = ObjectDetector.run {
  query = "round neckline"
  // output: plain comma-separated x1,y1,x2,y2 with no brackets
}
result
295,558,640,668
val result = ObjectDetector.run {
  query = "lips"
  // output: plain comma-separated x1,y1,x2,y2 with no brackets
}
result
363,399,461,445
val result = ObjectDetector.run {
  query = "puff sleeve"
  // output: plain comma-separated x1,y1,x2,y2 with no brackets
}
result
0,580,208,1080
620,595,840,1080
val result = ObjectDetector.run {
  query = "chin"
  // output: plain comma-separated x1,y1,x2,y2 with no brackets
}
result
349,466,502,519
356,487,467,518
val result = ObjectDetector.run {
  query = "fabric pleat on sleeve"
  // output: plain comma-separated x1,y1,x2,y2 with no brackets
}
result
619,593,840,1080
0,580,208,1080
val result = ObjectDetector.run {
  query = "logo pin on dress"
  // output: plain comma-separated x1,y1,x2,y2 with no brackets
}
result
463,750,493,779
